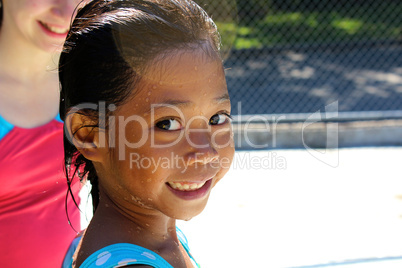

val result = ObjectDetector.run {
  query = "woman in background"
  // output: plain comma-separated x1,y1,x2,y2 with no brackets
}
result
0,0,84,267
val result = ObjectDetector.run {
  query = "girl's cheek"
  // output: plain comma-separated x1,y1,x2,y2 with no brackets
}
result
150,130,184,147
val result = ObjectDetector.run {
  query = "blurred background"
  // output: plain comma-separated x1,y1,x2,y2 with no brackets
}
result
201,0,402,118
178,1,402,267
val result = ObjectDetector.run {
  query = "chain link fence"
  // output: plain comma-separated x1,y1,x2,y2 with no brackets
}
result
197,0,402,119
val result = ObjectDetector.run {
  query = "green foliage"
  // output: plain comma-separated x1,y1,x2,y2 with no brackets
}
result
221,1,402,49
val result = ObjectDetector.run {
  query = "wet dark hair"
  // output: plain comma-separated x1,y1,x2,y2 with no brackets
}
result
0,0,3,28
59,0,222,214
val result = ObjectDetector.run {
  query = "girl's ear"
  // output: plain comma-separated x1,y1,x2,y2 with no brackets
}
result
65,112,103,162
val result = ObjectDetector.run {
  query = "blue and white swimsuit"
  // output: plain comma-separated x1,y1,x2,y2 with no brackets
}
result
63,227,200,268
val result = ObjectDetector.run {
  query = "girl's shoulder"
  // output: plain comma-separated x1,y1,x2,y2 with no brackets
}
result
64,227,199,268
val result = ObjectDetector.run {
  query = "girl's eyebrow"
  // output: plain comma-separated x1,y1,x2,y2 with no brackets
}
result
161,93,229,106
150,99,192,110
215,93,230,104
144,99,191,114
146,92,230,113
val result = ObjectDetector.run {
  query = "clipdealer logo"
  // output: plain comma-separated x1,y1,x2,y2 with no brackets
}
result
65,101,339,168
302,101,339,168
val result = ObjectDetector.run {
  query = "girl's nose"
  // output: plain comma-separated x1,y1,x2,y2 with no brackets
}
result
185,146,219,166
185,131,219,165
184,116,221,165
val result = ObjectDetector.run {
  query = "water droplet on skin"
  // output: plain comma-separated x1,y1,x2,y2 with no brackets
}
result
152,85,157,89
147,91,151,96
145,98,149,102
208,79,211,83
135,104,138,107
148,198,153,201
131,195,141,202
159,81,163,85
108,104,117,111
194,66,198,71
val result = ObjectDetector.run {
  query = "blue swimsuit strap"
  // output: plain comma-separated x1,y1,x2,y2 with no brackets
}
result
0,114,14,140
176,227,199,267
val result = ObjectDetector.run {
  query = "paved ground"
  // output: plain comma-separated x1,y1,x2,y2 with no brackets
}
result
177,147,402,267
225,44,402,115
79,147,402,267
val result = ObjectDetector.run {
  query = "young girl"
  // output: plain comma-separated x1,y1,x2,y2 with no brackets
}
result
0,0,83,266
59,0,234,267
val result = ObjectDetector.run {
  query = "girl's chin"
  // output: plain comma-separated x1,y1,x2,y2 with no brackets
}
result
173,202,209,221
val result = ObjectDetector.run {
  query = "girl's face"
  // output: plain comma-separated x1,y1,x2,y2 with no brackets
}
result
96,48,235,220
2,0,85,52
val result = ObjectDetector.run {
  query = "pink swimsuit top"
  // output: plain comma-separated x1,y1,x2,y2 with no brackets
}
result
0,115,81,268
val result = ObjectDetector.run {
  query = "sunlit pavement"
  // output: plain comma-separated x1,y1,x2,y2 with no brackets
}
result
178,147,402,268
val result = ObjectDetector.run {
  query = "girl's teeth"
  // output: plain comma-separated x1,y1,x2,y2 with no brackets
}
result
168,181,206,191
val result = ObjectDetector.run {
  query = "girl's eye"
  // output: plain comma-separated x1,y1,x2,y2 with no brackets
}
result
210,113,230,125
155,118,182,131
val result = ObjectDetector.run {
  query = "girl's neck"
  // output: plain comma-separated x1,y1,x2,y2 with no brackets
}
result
77,193,191,267
95,191,178,243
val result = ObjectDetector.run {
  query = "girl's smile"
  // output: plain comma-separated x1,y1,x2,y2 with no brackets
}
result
167,178,213,200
